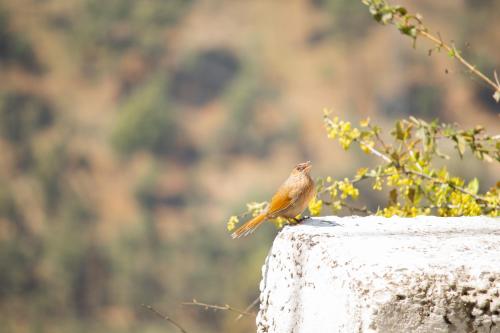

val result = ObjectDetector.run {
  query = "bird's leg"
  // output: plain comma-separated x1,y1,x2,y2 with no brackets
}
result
297,215,310,222
288,216,310,225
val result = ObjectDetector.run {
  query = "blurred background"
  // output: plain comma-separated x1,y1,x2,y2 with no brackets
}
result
0,0,498,332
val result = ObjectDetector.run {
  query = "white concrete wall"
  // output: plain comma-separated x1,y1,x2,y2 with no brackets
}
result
257,216,500,333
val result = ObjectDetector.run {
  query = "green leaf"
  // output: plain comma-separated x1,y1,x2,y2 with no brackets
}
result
436,149,450,160
483,154,493,163
456,135,466,158
369,5,379,15
409,27,417,38
407,187,418,203
389,189,398,205
398,24,413,36
443,126,455,137
493,90,500,103
395,121,404,140
356,167,369,178
394,6,408,16
467,178,479,195
381,12,393,24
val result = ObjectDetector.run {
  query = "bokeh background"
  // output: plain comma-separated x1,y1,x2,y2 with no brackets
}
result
0,0,499,332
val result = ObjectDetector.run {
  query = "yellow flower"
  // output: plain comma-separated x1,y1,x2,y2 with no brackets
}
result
356,168,369,178
227,215,239,231
351,128,361,139
308,196,323,216
246,201,267,217
327,200,342,212
271,217,288,229
338,179,359,199
360,117,371,127
360,141,374,154
339,136,352,150
328,184,338,198
372,177,383,191
387,172,400,186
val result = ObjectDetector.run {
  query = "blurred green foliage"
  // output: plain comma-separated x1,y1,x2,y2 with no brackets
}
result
170,48,240,106
0,92,54,170
0,92,53,144
313,0,373,39
219,64,275,156
0,7,41,73
64,0,193,74
112,77,178,156
216,61,298,158
381,83,443,120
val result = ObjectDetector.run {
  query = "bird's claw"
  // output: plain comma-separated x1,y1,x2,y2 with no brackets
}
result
289,216,310,225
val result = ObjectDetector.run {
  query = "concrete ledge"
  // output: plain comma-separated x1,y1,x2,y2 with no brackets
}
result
257,216,500,333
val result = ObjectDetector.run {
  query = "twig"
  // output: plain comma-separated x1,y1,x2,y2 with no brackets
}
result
341,202,373,215
403,168,489,203
321,199,374,215
182,299,256,318
363,142,392,163
417,29,500,94
141,304,188,333
371,125,390,153
365,0,500,99
358,140,493,205
235,296,260,321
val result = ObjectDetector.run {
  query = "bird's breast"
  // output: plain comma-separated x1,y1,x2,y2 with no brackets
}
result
280,174,315,218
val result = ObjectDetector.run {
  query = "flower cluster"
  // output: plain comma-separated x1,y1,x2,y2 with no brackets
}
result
315,113,500,218
308,196,323,216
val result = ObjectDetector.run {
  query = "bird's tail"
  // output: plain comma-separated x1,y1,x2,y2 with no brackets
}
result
231,214,267,239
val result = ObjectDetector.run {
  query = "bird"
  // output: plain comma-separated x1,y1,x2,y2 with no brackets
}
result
231,161,316,239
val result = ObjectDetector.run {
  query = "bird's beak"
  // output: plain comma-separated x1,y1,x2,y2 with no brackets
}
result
304,161,312,172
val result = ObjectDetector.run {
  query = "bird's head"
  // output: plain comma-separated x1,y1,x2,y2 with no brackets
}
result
291,161,312,176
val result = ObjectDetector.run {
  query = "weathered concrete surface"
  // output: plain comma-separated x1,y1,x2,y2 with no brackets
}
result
257,216,500,333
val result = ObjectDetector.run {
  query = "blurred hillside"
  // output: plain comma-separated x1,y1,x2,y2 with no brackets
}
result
0,0,498,332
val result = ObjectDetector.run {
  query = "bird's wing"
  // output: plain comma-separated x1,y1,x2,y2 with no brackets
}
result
266,186,299,217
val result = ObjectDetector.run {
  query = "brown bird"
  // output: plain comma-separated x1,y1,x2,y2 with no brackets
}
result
231,161,315,239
